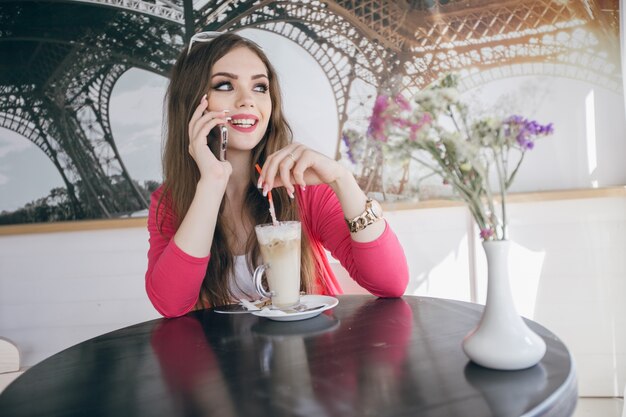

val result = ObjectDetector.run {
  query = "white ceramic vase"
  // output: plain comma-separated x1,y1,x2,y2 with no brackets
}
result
462,240,547,370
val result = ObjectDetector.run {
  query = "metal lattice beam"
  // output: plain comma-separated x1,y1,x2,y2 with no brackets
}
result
63,0,185,23
1,1,183,218
193,0,621,155
0,0,621,215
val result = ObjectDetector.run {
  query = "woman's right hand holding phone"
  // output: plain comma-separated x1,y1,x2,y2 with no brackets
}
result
174,95,231,258
188,94,231,187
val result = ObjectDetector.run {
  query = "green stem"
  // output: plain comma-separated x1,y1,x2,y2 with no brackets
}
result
449,104,472,141
506,151,526,189
494,148,508,240
410,153,489,231
480,159,497,235
410,153,477,200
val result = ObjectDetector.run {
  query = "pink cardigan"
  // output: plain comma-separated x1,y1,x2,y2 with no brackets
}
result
145,184,409,317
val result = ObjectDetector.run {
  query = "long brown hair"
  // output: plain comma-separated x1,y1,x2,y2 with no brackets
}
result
158,33,315,307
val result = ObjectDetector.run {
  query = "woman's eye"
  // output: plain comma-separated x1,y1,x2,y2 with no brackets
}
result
254,83,269,93
213,82,232,91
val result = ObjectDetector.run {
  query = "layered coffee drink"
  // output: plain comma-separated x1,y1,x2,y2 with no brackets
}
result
254,221,301,309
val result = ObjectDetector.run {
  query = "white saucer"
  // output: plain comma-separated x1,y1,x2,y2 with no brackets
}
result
251,295,338,322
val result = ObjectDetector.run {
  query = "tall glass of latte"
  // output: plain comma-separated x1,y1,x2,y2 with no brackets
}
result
253,221,301,309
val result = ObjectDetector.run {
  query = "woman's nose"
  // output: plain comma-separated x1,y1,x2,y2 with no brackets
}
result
235,90,255,108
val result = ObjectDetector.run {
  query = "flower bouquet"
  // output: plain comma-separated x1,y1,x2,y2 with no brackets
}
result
367,74,553,241
366,74,554,370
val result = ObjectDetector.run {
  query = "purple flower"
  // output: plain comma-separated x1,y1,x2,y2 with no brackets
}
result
506,115,524,125
544,123,554,135
526,120,540,135
505,115,553,150
391,117,411,128
516,131,533,150
480,228,494,240
408,113,432,141
372,94,390,117
394,94,411,111
368,94,391,142
341,133,356,164
369,93,434,142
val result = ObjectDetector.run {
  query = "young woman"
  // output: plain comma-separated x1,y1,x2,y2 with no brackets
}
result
146,32,409,318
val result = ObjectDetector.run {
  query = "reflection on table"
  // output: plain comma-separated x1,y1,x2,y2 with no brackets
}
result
0,295,577,417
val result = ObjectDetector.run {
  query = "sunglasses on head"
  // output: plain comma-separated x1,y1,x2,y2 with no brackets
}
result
186,31,263,54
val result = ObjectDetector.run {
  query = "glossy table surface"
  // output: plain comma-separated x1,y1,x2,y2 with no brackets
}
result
0,295,577,417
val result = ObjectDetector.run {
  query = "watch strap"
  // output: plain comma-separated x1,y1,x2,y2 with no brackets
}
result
345,198,382,233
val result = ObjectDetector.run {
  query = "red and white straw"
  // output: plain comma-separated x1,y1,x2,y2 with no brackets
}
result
255,164,278,226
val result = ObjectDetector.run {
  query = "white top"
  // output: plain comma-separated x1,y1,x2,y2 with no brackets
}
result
230,255,257,301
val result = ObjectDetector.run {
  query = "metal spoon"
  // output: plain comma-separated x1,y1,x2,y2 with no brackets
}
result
279,304,326,314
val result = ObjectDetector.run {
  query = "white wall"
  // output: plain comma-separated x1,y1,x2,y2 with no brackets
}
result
0,194,624,397
505,197,626,397
461,76,626,192
0,228,160,366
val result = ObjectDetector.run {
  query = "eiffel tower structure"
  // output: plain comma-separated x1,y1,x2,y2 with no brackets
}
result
0,0,620,218
0,1,183,219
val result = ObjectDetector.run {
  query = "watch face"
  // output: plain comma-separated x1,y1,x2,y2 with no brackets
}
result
370,200,383,218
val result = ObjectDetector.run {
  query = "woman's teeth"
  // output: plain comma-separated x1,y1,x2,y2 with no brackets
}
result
230,119,257,127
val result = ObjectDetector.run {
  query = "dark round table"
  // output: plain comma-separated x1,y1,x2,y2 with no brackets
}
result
0,295,577,417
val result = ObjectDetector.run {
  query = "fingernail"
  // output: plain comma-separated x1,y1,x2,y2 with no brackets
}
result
225,116,232,121
288,189,295,199
202,94,207,100
263,186,268,197
257,178,263,189
301,185,306,192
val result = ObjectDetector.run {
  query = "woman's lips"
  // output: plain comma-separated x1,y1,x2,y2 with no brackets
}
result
229,114,259,133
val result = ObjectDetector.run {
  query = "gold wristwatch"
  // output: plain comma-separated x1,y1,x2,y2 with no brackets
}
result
345,198,383,233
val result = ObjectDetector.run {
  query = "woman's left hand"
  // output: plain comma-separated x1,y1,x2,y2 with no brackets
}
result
259,143,347,197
